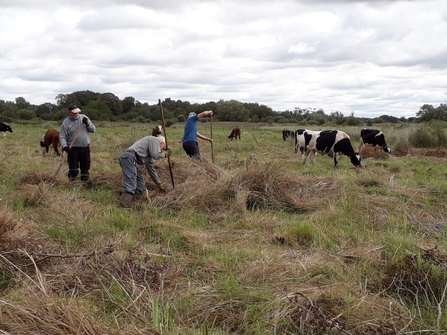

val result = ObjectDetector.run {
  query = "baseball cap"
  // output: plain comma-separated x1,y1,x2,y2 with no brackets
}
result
68,104,81,113
157,136,166,144
188,112,196,118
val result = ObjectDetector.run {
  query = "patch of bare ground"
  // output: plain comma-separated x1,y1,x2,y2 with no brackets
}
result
360,146,393,159
361,144,447,160
419,148,447,159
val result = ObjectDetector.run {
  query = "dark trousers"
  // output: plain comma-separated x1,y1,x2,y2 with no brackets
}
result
182,141,201,161
67,146,91,181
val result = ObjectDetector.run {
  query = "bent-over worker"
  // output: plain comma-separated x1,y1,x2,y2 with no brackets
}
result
119,135,171,208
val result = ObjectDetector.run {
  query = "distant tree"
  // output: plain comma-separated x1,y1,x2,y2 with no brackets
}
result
122,96,136,113
308,113,326,125
432,103,447,121
330,111,345,125
216,100,249,121
85,100,111,120
55,93,68,107
346,111,361,126
16,109,35,120
378,114,401,123
416,104,435,122
177,114,186,123
294,107,304,118
36,102,58,118
68,90,98,108
99,92,122,116
15,97,30,109
244,102,273,121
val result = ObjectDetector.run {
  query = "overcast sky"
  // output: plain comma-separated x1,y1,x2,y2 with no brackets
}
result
1,0,446,118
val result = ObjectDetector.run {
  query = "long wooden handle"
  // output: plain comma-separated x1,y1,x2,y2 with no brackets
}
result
210,114,214,163
158,99,175,188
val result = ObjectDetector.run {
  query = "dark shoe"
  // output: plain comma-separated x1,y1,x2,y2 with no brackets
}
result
133,193,143,201
119,193,133,208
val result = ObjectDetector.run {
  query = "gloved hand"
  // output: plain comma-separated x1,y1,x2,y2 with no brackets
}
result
162,149,171,158
82,117,89,126
158,183,167,192
63,146,71,153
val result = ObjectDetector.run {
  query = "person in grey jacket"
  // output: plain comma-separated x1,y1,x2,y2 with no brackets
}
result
119,135,171,208
59,105,96,182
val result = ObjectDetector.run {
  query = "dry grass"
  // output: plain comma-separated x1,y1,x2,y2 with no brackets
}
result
2,123,447,334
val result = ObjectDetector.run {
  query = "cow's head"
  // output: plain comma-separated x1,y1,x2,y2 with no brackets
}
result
5,125,12,133
152,125,163,136
383,146,391,154
350,153,362,167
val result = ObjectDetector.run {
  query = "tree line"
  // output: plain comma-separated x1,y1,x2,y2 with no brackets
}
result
0,90,446,125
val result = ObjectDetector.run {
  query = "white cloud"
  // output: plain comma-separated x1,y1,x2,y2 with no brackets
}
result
0,0,446,118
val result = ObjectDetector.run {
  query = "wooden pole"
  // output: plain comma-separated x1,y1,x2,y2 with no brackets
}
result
210,113,214,163
158,99,175,188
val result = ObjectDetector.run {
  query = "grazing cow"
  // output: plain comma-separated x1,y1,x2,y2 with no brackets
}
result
40,129,61,156
228,127,241,140
359,128,391,154
152,125,163,137
0,122,13,137
282,129,295,141
294,129,311,154
303,130,362,168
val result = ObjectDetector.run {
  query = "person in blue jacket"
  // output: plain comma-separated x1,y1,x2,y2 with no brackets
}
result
181,110,213,161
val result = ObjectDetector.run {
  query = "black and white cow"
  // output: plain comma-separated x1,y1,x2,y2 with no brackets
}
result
359,128,391,154
303,130,362,167
295,129,318,155
0,122,13,137
282,129,295,141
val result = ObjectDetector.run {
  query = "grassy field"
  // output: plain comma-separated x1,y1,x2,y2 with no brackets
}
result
1,120,447,334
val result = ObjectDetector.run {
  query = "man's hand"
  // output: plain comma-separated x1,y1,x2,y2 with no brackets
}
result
82,117,89,126
63,146,71,153
162,149,171,158
158,183,167,192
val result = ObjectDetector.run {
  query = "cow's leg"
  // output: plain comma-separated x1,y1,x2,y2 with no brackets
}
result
310,151,317,165
333,152,339,167
52,139,60,156
302,152,309,165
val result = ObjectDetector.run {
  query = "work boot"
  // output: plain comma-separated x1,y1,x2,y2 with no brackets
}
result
133,192,144,201
119,192,133,208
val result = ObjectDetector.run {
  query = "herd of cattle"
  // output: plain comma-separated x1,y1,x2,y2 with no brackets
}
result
2,121,390,169
283,128,391,168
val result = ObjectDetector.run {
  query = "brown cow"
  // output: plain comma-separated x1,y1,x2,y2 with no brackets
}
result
228,127,241,140
40,129,61,156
